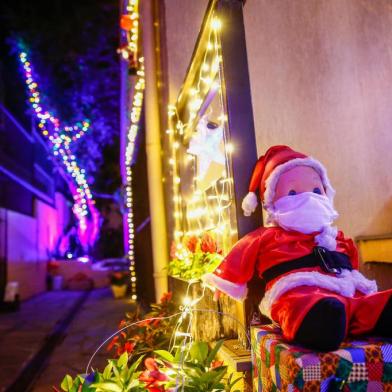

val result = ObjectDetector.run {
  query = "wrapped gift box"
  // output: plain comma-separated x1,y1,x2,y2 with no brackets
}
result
251,325,392,391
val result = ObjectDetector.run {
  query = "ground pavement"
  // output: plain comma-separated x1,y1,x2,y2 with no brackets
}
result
0,288,132,392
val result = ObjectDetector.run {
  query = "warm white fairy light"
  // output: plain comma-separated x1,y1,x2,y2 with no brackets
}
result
124,58,144,300
122,0,142,300
120,0,140,61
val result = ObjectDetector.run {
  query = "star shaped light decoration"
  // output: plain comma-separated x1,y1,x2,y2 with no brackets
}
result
187,116,225,180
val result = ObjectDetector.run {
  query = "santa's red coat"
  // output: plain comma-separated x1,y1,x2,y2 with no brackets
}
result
204,227,392,341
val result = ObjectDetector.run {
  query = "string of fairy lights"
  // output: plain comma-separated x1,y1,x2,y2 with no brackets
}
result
167,13,237,256
124,60,145,301
121,0,143,300
119,0,140,64
18,47,98,247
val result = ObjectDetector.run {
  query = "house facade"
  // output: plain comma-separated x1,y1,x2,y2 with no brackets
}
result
119,0,392,301
0,61,73,301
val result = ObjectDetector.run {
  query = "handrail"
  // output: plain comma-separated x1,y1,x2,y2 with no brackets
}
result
0,103,33,143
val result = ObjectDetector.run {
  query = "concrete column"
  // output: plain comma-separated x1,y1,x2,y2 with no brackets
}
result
140,0,168,301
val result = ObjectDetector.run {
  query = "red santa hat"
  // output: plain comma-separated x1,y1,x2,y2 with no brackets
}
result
241,145,336,216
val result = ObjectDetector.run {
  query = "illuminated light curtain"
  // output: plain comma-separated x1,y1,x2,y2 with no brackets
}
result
167,11,238,256
17,44,99,251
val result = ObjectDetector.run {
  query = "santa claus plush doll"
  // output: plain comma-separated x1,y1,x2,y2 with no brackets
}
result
203,145,392,351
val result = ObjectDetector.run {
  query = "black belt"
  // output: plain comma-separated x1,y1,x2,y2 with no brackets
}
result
262,246,352,284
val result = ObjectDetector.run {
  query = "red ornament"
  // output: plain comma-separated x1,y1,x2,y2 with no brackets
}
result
120,15,134,31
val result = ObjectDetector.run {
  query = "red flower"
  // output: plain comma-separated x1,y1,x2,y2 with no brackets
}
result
123,341,135,354
152,318,161,327
115,341,135,357
185,236,198,253
139,318,153,327
118,319,127,329
210,360,224,369
200,233,217,253
107,335,119,352
139,358,168,391
116,345,124,357
160,292,172,304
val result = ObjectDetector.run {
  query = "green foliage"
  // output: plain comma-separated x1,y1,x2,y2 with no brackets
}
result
107,292,178,359
154,340,242,392
61,340,241,392
60,353,145,392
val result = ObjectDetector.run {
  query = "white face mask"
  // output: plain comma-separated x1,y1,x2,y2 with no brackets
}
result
269,192,339,234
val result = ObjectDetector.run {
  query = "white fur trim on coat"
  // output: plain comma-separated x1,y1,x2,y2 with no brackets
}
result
202,273,248,300
259,269,377,318
263,157,336,209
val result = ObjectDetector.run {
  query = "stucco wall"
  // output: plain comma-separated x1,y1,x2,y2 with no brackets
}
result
6,194,71,300
163,0,209,104
6,209,44,300
243,0,392,238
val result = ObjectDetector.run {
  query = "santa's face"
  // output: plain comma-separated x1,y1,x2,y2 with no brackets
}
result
273,166,326,203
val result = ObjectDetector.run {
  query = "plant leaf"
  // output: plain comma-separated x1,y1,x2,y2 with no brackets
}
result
128,354,144,376
190,341,208,363
205,340,224,367
174,345,184,362
90,382,122,392
60,375,74,391
154,350,175,362
117,352,128,368
228,376,243,389
103,362,113,380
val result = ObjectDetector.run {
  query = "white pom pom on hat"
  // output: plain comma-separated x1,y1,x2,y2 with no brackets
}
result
241,145,335,216
241,192,258,216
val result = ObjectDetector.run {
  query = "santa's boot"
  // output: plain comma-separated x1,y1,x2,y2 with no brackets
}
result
295,297,346,351
373,295,392,337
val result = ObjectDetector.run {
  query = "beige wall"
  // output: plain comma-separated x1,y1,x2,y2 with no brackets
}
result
163,0,209,104
244,0,392,238
6,194,71,300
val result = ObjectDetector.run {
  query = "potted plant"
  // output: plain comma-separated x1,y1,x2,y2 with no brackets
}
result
168,232,224,280
110,271,129,298
47,260,64,291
